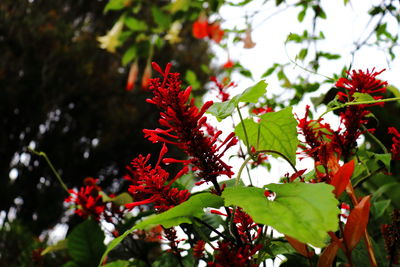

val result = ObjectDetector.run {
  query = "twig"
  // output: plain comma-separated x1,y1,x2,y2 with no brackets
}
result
28,147,69,193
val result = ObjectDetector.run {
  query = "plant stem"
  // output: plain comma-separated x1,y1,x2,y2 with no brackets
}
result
28,147,69,193
361,125,389,154
236,156,253,186
236,106,252,157
318,97,400,120
193,217,231,242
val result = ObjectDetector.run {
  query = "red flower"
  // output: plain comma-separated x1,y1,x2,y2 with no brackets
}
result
192,16,224,44
192,17,209,39
208,241,261,267
223,59,234,69
210,76,235,102
65,177,105,220
335,68,387,101
141,62,152,89
251,106,274,116
193,240,206,259
335,69,387,159
124,144,190,212
164,227,185,257
126,60,138,91
297,106,341,181
388,127,400,160
143,63,237,191
233,208,260,244
208,22,224,44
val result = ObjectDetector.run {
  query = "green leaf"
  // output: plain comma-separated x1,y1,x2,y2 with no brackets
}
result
68,220,105,266
185,70,201,90
297,8,306,22
352,92,375,102
104,0,125,13
261,64,279,78
110,192,133,206
99,193,223,265
122,46,137,66
169,0,190,13
235,107,298,164
318,52,341,60
366,152,391,172
371,199,391,219
62,262,79,267
124,17,148,31
103,260,133,267
151,6,171,29
372,181,400,208
207,80,268,121
222,184,339,247
41,239,67,255
298,48,308,60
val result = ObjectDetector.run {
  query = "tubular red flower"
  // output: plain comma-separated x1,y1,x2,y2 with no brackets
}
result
143,63,237,189
193,240,206,259
124,146,190,212
335,69,387,159
335,68,387,101
64,178,105,221
208,241,261,267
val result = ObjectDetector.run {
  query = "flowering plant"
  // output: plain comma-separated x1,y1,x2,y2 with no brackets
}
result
38,63,399,267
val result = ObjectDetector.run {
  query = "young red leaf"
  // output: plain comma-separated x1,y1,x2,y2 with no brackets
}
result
330,160,355,198
285,235,314,258
344,195,371,252
317,242,340,267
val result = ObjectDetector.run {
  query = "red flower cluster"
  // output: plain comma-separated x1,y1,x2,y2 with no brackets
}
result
335,69,387,159
336,69,387,102
164,227,185,257
193,240,206,259
233,208,261,244
208,241,261,267
210,76,235,102
192,16,224,44
388,127,400,160
65,177,105,221
143,63,237,191
124,144,190,212
297,105,341,181
251,106,274,116
381,209,400,264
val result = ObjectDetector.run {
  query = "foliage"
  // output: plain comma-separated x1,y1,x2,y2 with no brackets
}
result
2,0,400,266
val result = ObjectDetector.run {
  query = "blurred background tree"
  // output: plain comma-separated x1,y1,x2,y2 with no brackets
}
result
0,0,212,265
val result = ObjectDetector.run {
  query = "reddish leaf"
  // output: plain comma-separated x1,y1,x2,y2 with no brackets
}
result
317,242,340,267
285,235,314,258
330,160,355,198
344,195,371,251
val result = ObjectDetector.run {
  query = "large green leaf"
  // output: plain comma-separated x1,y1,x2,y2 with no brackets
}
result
207,80,267,121
68,220,105,267
222,183,339,247
235,107,298,164
99,193,223,266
